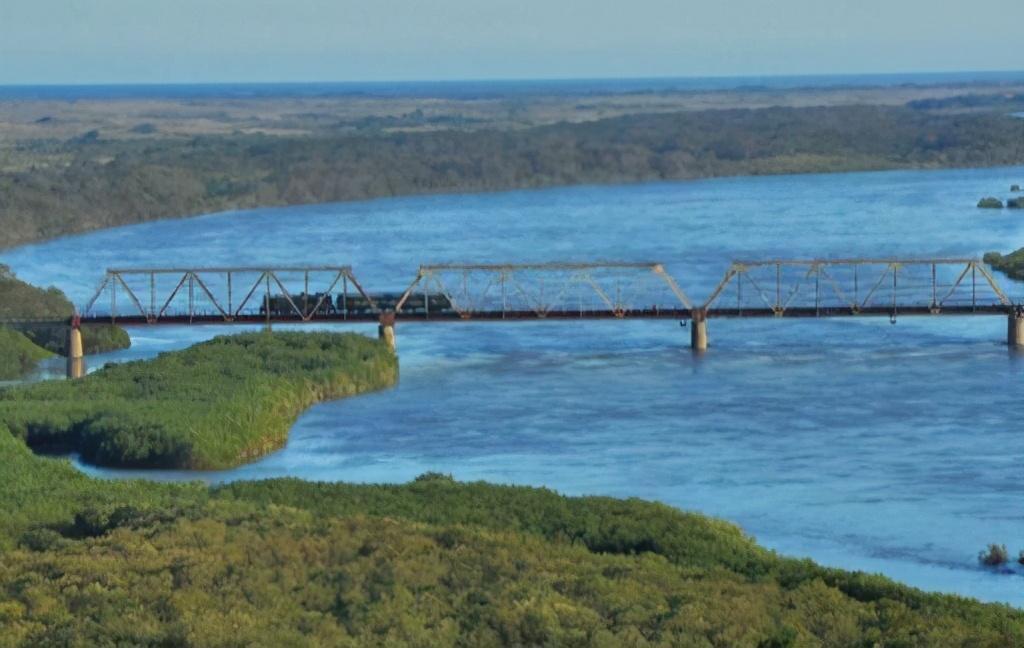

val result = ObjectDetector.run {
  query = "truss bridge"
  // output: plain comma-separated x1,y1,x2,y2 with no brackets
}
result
61,258,1024,353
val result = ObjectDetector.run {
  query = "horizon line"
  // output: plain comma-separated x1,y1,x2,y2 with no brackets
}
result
2,68,1024,89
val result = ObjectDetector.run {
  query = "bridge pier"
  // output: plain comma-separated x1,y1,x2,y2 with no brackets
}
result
690,310,708,351
378,313,396,352
66,317,85,379
1009,311,1024,348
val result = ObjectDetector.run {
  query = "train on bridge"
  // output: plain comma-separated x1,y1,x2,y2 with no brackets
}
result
258,291,454,318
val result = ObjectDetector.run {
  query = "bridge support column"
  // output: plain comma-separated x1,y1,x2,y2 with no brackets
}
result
1009,311,1024,348
66,317,85,379
690,310,708,352
378,313,396,352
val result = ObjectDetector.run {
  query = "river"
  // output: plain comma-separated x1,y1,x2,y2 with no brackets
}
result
3,165,1024,606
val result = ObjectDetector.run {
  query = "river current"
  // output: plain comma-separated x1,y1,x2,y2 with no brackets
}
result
3,166,1024,605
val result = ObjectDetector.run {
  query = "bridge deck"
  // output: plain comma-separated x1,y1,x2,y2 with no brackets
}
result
75,304,1013,326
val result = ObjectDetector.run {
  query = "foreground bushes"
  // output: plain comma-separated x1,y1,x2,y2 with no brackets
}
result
0,332,398,468
0,427,1021,646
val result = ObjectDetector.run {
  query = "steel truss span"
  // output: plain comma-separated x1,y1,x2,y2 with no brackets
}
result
50,258,1021,327
81,267,377,324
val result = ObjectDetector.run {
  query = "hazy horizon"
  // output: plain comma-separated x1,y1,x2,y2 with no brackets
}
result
2,69,1024,87
2,0,1023,85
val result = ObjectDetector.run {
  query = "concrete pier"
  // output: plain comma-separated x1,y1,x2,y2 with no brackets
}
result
378,312,396,352
1009,312,1024,348
66,319,85,379
690,310,708,351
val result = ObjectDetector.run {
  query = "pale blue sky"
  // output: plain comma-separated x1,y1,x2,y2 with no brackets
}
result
1,0,1022,84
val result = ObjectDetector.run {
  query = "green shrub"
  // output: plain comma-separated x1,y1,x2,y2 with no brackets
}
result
18,527,68,552
979,544,1009,566
977,197,1004,208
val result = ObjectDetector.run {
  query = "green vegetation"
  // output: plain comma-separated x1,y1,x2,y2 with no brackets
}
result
0,331,398,469
0,434,1021,646
2,104,1024,249
0,264,130,357
979,544,1010,566
977,197,1004,208
984,249,1024,280
0,333,1020,645
0,328,52,380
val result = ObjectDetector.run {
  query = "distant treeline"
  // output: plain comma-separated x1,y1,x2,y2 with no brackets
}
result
3,104,1024,248
907,92,1024,111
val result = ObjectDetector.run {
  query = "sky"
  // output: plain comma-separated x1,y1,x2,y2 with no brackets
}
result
0,0,1022,84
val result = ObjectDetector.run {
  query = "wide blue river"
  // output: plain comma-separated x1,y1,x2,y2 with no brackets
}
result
3,166,1024,606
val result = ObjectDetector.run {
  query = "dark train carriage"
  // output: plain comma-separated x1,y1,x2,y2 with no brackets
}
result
256,290,455,318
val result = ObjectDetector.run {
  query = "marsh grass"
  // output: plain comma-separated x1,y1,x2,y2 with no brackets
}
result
0,331,398,468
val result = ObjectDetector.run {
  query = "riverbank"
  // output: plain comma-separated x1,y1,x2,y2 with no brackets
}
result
3,101,1024,250
984,249,1024,280
1,425,1021,645
0,331,398,469
0,328,52,380
0,264,130,378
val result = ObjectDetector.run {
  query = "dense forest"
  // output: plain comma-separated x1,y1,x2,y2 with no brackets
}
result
2,104,1024,249
0,332,398,468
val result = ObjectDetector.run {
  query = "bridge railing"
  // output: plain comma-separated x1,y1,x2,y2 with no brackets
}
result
700,258,1013,316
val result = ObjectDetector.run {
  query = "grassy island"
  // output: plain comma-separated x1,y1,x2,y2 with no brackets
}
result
0,333,1020,644
0,332,399,469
